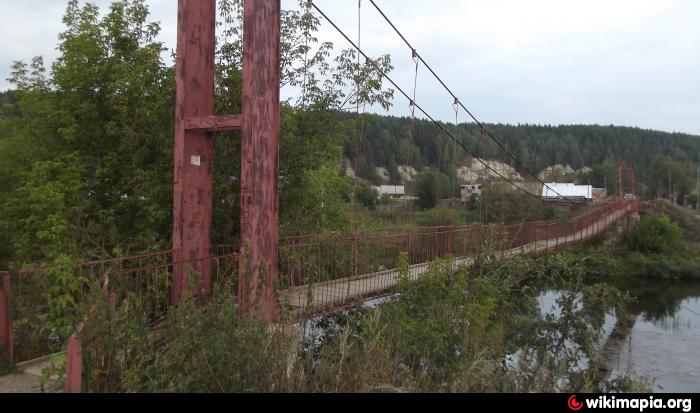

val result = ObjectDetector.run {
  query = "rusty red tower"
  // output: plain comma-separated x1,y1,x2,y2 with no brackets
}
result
173,0,280,321
618,161,637,199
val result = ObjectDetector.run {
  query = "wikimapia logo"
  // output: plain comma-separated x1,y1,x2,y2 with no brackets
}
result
569,395,583,411
567,395,693,412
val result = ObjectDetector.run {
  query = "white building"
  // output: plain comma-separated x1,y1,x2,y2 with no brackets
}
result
541,183,592,201
373,185,406,199
461,184,482,203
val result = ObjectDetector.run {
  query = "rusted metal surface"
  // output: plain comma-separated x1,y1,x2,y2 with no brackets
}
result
0,272,12,362
173,0,217,305
278,200,640,318
60,252,239,393
185,115,243,133
618,162,637,199
3,251,233,366
4,201,640,374
64,332,83,393
239,0,282,322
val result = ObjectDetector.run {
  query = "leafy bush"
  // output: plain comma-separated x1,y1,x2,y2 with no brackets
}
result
305,253,638,392
355,182,378,210
0,346,13,375
625,214,682,254
79,278,304,393
76,252,643,392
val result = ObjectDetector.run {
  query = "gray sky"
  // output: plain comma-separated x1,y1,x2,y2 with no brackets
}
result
1,0,698,135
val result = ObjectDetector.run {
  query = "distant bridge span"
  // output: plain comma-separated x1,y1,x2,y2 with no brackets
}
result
281,200,639,315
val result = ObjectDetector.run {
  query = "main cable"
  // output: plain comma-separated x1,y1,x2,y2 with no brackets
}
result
311,2,544,201
367,0,575,203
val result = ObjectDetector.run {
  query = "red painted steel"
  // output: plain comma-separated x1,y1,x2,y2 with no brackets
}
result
618,162,637,200
7,201,640,372
0,272,12,362
173,0,217,305
277,200,640,316
185,115,243,133
64,334,83,393
239,0,282,322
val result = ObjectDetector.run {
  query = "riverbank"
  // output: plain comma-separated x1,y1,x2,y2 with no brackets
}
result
565,200,700,281
549,200,700,392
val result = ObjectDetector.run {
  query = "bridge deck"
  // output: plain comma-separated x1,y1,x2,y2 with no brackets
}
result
280,207,630,314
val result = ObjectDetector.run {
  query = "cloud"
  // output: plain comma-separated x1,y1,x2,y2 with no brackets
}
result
0,0,698,134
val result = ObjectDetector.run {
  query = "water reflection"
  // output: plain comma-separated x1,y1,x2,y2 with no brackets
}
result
595,280,700,393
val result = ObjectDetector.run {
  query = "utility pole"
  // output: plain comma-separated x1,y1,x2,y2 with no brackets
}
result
669,172,673,204
618,162,624,199
696,165,699,211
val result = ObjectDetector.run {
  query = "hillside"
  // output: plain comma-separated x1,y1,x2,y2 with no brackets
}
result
343,113,700,199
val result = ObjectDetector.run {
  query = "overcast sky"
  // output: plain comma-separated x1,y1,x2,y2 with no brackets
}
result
1,0,698,135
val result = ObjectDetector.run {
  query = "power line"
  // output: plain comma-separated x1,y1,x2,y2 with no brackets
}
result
366,0,575,203
310,2,544,201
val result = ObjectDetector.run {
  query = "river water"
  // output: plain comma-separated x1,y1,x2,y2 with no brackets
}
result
302,279,700,392
604,280,700,392
540,280,700,393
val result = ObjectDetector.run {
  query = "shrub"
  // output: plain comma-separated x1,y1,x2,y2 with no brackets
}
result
76,253,642,392
356,182,377,210
625,214,683,254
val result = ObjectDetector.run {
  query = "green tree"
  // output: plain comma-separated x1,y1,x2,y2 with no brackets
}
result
2,0,174,265
649,156,694,203
1,0,396,266
355,181,378,210
415,169,450,210
625,214,683,254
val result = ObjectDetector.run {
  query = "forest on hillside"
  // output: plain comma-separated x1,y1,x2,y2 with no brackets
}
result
344,113,700,202
0,0,698,270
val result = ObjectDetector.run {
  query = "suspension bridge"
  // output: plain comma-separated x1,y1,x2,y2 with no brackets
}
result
0,0,640,393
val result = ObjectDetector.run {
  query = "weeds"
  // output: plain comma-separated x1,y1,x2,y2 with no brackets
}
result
69,246,648,392
0,346,14,375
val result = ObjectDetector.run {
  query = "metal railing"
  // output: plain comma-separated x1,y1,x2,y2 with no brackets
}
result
0,200,639,391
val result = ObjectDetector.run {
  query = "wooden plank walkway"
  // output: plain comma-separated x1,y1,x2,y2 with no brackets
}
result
280,206,631,315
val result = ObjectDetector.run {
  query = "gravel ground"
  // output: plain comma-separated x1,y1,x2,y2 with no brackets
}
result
0,372,46,393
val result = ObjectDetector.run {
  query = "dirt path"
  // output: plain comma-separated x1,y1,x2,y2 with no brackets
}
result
0,356,58,393
0,372,44,393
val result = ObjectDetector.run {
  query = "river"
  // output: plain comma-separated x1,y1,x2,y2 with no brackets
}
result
540,280,700,393
603,280,700,393
302,276,700,392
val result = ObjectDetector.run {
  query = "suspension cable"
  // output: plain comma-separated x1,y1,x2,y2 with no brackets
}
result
451,98,458,200
409,48,419,213
301,1,311,108
436,128,443,208
352,0,362,237
311,3,544,202
366,0,575,204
